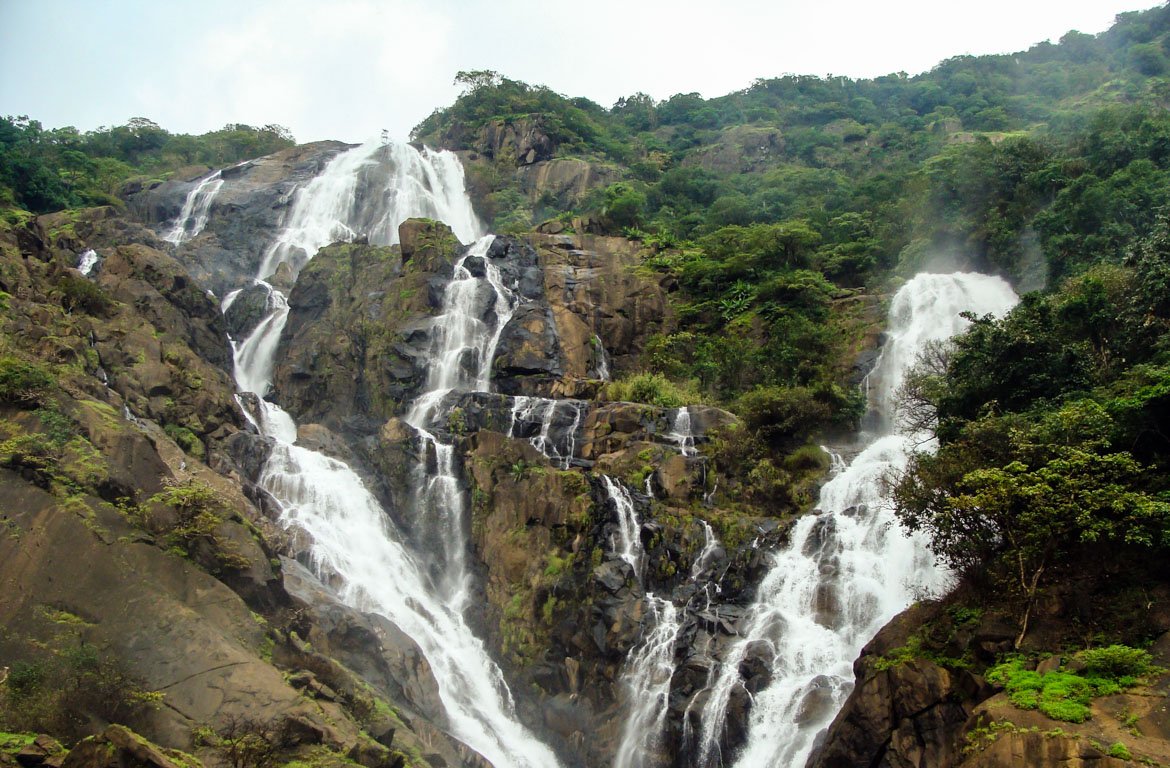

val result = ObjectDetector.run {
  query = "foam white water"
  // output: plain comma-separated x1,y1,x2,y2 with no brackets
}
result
691,520,721,582
259,139,481,281
594,335,611,381
507,396,586,469
668,406,696,457
614,596,681,768
165,171,224,245
230,281,287,398
77,248,100,276
405,235,513,428
604,475,644,577
228,140,560,768
696,272,1018,768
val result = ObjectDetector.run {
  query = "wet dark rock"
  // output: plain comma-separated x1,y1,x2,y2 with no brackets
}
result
60,726,183,768
594,559,635,594
223,281,273,339
495,304,564,377
14,736,64,768
126,141,351,294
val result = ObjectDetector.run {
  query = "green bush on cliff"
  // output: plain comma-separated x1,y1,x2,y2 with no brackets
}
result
1,636,159,740
140,481,249,572
603,372,700,408
987,648,1159,724
56,273,114,316
1076,644,1157,680
0,356,54,407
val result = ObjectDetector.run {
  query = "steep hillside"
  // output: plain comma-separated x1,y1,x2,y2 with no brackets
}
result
1,5,1169,768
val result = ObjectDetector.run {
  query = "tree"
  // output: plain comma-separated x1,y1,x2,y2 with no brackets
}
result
454,69,502,94
895,403,1170,646
601,182,646,230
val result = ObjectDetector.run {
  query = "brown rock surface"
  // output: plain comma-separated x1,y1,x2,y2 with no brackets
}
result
0,475,348,750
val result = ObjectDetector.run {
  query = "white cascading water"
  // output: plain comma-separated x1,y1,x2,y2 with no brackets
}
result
614,596,682,768
601,475,678,768
259,139,481,281
594,335,611,381
402,233,519,609
405,235,515,427
691,520,721,583
696,272,1018,768
604,475,644,577
225,136,562,768
165,170,224,245
668,406,696,457
77,248,101,277
507,396,586,470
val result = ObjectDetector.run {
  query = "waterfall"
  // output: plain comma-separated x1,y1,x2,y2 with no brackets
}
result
405,235,514,428
165,170,225,245
667,406,696,457
77,248,101,277
594,335,611,381
228,137,561,768
507,396,586,469
691,520,721,582
603,475,644,577
230,281,287,398
614,596,682,768
259,140,481,281
695,272,1018,768
402,233,519,609
601,475,677,768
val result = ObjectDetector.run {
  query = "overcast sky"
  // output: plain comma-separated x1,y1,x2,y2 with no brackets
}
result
0,0,1162,144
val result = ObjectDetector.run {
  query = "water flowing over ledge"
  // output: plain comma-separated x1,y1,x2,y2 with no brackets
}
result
200,136,562,768
697,272,1018,768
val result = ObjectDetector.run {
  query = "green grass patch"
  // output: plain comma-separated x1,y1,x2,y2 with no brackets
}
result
987,646,1160,724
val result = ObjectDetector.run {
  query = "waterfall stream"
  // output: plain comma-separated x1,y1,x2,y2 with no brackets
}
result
164,129,1027,768
507,396,586,470
200,137,561,768
667,406,696,457
695,272,1018,768
165,170,224,245
403,233,518,611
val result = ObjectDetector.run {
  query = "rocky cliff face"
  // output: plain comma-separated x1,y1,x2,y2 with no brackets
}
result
810,598,1170,768
0,135,889,768
125,141,350,293
0,205,503,768
272,225,673,436
14,136,1156,768
438,117,620,216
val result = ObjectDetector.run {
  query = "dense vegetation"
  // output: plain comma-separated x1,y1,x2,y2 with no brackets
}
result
411,5,1170,649
893,215,1170,645
409,6,1170,492
3,0,1169,657
0,116,294,215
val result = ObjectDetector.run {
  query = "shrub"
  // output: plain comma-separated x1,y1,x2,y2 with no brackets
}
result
1076,645,1155,679
603,372,700,408
0,433,59,487
163,423,206,460
734,385,831,449
1,640,159,740
988,649,1157,725
1108,741,1132,760
141,481,249,572
0,357,54,407
56,273,114,315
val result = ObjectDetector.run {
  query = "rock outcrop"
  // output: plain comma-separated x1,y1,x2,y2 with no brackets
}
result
0,209,497,768
811,604,1170,768
126,141,350,293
